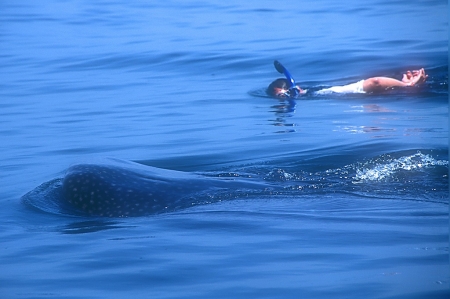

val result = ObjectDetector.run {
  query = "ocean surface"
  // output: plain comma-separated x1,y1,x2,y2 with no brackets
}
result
1,0,448,298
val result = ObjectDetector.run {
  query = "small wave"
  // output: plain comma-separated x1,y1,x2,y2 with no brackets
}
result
261,151,448,186
353,152,448,182
257,150,448,202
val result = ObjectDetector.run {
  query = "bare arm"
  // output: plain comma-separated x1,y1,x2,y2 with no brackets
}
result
363,68,427,93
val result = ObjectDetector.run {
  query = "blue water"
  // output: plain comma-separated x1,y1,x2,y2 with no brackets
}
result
1,0,449,298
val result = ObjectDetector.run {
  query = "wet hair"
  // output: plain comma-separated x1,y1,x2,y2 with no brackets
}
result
267,78,290,97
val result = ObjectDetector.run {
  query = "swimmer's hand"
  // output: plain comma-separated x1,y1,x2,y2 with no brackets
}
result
402,68,427,86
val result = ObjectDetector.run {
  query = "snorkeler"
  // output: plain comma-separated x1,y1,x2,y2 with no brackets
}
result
267,60,428,98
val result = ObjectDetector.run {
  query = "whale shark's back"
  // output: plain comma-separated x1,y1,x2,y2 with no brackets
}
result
61,163,215,217
22,159,271,218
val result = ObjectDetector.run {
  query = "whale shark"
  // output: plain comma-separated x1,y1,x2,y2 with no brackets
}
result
23,158,271,217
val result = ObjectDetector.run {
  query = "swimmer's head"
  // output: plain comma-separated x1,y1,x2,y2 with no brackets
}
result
267,78,304,98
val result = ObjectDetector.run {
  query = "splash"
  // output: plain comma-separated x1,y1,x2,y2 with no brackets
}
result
353,152,448,182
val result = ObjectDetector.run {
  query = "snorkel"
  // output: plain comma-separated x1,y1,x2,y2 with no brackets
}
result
274,60,299,98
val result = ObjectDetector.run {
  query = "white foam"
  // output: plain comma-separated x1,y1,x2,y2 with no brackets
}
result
353,152,448,182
